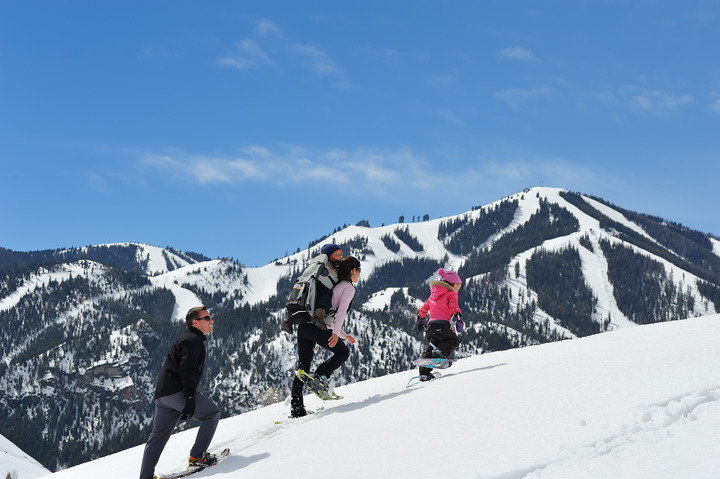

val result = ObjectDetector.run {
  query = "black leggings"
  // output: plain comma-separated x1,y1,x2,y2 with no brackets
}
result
291,323,350,403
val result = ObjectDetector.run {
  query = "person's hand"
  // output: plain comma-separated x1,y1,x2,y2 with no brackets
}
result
452,313,464,333
416,315,427,332
346,334,356,344
328,333,339,347
180,395,196,420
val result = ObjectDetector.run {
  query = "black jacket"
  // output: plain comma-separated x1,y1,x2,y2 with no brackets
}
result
154,327,207,400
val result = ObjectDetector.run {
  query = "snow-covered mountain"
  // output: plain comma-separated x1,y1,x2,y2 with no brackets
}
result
1,432,50,479
2,186,719,471
40,314,720,479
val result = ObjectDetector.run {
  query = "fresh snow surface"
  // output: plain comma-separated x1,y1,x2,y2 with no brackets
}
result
711,237,720,257
1,432,50,479
41,315,720,479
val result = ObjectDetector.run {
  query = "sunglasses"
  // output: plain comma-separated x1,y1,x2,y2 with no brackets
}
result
197,315,212,321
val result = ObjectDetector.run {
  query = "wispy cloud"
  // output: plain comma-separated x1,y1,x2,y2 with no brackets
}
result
87,171,111,193
425,74,455,88
627,88,693,114
141,46,181,60
256,20,281,37
137,146,606,209
219,39,274,71
360,47,398,61
480,156,601,194
219,21,343,79
498,47,539,62
709,92,720,113
290,44,340,74
138,146,460,195
140,152,266,184
495,87,553,109
588,86,695,115
439,110,464,126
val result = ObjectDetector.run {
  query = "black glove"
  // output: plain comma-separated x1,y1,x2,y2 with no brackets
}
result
180,394,196,420
416,315,427,332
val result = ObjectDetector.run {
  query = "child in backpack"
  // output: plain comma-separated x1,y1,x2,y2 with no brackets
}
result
416,268,464,380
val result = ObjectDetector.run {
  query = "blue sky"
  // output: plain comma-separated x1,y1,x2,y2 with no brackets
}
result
1,1,719,267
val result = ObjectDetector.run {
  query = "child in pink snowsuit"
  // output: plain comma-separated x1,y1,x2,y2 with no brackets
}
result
416,268,464,379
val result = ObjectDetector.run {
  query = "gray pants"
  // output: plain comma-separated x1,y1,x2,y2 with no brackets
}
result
139,392,220,479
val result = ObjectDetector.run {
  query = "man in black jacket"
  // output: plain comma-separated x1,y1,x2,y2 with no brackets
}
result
139,306,221,479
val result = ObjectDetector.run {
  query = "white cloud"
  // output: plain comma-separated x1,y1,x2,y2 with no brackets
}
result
256,20,281,37
137,146,607,208
218,57,256,71
628,88,693,114
495,87,553,109
479,156,601,195
498,47,538,62
361,47,398,61
140,152,266,184
219,39,274,71
192,157,266,184
709,93,720,113
141,153,183,169
219,24,343,79
87,172,110,193
439,110,464,126
425,74,455,88
138,147,448,196
290,44,340,74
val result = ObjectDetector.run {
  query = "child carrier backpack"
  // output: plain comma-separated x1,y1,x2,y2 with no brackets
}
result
286,257,337,324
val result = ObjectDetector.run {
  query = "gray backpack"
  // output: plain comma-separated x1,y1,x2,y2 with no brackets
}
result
286,255,337,324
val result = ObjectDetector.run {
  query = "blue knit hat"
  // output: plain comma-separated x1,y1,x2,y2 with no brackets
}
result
321,243,341,257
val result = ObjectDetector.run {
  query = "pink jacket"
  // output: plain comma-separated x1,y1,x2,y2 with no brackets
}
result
418,281,461,321
328,280,355,339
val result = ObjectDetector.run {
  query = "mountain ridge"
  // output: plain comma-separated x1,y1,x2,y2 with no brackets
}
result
2,186,719,470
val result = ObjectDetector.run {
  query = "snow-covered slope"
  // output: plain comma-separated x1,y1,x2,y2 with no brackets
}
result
238,186,718,327
1,433,50,479
42,314,720,479
5,185,720,472
58,242,201,276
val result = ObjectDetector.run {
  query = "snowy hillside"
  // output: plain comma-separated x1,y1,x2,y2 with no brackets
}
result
1,433,50,479
240,187,718,326
4,185,720,471
43,314,720,479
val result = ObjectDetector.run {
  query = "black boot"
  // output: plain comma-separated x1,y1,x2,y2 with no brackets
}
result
290,397,307,418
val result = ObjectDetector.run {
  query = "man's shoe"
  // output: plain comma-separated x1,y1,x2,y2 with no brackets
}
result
188,452,217,468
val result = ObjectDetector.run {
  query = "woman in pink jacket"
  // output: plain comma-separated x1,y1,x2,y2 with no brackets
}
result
416,268,464,380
